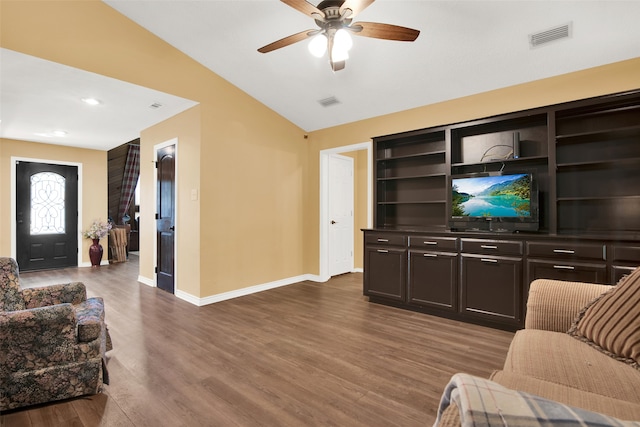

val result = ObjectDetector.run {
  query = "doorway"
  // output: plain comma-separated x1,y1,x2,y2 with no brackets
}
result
328,154,354,276
155,140,177,294
319,142,372,281
14,160,80,271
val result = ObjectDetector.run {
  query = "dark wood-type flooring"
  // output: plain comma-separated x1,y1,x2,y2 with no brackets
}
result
1,256,514,426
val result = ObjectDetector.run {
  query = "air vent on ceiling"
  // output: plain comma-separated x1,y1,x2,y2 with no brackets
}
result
149,102,163,109
529,22,572,48
318,96,340,107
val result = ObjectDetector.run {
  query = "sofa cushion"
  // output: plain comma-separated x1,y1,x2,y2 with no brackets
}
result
491,370,640,421
568,266,640,369
503,329,640,404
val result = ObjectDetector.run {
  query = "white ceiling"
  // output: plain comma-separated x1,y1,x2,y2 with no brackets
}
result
2,1,640,151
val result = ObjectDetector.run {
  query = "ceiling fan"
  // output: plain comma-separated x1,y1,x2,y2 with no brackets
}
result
258,0,420,71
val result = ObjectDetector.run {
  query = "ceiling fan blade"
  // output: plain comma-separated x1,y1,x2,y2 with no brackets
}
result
340,0,375,18
281,0,324,18
331,60,346,72
258,29,316,53
350,22,420,42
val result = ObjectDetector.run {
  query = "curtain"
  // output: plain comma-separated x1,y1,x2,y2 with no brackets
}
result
117,144,140,224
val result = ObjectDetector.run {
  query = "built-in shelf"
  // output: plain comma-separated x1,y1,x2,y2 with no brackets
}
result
556,124,640,142
378,200,447,205
378,150,446,161
377,173,447,181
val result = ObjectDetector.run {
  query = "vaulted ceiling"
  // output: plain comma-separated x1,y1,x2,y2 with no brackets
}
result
2,1,639,150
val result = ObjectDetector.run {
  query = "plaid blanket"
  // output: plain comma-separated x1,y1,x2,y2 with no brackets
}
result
435,373,640,427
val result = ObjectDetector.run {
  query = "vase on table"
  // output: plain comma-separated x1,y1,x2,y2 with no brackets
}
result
89,238,103,267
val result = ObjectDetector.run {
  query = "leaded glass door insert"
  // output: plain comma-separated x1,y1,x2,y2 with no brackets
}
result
30,172,66,235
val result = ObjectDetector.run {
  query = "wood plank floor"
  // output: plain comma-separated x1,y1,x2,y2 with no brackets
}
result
1,256,514,426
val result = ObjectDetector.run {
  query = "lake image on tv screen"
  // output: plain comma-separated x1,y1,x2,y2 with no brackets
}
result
452,174,531,217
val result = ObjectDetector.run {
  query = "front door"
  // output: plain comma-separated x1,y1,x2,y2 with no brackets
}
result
16,161,78,271
156,145,176,293
328,154,354,276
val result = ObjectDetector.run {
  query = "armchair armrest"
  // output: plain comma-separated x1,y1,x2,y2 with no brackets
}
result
525,279,612,332
21,282,86,308
0,304,77,371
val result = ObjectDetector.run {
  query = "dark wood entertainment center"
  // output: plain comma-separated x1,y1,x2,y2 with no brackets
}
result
363,90,640,331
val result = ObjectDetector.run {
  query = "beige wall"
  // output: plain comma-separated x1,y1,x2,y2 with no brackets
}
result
0,138,107,264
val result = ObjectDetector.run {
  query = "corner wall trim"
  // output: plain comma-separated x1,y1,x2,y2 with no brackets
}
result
175,274,327,307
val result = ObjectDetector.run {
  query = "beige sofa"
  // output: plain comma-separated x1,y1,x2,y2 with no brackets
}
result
438,276,640,425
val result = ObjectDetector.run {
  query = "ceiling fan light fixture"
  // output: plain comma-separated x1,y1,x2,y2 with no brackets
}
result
331,45,349,62
308,34,328,57
334,29,353,52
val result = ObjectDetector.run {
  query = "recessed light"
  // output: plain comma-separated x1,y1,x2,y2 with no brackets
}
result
81,97,102,106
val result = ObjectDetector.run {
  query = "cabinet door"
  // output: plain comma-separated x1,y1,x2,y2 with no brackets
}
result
526,259,607,285
408,251,457,311
460,255,523,325
364,247,406,301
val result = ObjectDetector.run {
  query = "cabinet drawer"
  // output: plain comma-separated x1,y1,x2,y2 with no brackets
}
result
409,236,458,251
611,245,640,263
461,238,523,256
365,233,406,247
526,241,605,260
527,259,607,284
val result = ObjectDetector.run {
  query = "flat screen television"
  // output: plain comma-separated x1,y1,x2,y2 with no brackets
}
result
449,172,539,232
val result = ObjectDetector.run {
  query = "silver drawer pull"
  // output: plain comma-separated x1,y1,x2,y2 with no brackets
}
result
377,238,389,242
554,265,575,270
481,258,498,263
553,249,575,254
423,241,438,245
481,245,498,249
423,253,437,258
377,249,389,253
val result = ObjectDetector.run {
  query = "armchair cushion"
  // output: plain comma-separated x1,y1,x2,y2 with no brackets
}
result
568,266,640,370
22,282,87,308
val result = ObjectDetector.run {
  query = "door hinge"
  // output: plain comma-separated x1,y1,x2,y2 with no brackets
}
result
155,266,158,274
155,213,159,220
155,161,158,169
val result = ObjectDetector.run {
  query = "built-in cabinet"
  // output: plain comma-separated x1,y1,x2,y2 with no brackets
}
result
364,90,640,330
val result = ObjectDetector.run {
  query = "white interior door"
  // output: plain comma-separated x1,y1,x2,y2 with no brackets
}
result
328,154,354,276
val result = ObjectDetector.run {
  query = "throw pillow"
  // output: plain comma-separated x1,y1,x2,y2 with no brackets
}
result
568,266,640,370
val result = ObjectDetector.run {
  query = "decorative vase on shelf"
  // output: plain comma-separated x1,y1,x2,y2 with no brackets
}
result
89,238,103,267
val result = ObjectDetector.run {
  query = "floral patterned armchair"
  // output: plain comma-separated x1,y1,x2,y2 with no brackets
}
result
0,257,112,411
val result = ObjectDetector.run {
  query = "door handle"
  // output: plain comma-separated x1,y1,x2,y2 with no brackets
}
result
169,226,175,231
331,220,337,224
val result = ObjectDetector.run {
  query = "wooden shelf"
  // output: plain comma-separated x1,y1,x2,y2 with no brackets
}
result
556,156,640,169
378,200,446,205
378,150,446,162
557,195,640,202
556,124,640,142
451,155,548,168
556,103,640,121
377,173,446,181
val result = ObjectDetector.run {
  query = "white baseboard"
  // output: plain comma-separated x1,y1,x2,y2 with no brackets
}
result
137,275,155,287
352,268,363,273
174,273,328,307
